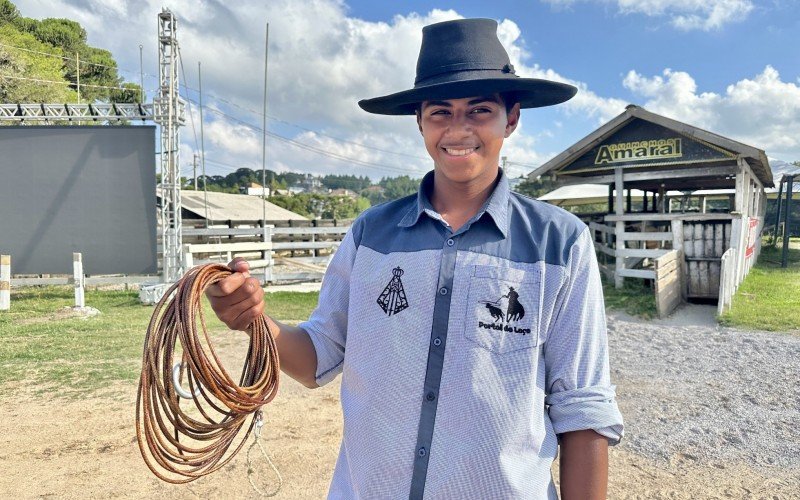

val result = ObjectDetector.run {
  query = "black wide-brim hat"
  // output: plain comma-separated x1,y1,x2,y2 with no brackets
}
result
358,18,577,115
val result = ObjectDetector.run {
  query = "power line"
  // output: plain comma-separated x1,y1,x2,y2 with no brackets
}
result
176,46,200,153
178,82,427,161
0,40,159,79
186,97,421,175
0,73,152,93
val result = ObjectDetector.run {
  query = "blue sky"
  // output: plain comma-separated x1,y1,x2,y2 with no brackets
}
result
13,0,800,180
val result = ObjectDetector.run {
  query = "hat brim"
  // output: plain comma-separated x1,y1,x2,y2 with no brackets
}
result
358,77,577,115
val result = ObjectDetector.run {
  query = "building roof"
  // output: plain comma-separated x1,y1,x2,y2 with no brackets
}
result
538,183,680,206
530,105,773,189
165,190,308,221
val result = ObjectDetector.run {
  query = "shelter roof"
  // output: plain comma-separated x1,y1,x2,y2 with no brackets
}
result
538,183,680,206
530,105,773,189
159,190,308,222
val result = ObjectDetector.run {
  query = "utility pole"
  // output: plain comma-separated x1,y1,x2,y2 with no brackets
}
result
76,52,80,103
139,44,145,103
193,153,198,190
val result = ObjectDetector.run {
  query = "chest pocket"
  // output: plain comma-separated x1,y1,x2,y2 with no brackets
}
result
464,265,540,355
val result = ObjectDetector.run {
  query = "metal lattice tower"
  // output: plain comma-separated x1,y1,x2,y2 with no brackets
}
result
154,9,186,283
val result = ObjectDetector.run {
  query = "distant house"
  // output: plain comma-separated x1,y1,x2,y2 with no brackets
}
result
240,182,270,197
329,188,357,198
300,174,324,193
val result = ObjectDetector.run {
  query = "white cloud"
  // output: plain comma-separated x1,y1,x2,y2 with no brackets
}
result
623,66,800,158
14,0,624,177
543,0,754,30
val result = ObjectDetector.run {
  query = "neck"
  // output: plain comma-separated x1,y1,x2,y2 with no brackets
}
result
430,168,500,232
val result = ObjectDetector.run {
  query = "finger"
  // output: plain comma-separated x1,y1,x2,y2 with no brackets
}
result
206,272,247,298
228,257,250,274
230,297,265,331
226,282,265,330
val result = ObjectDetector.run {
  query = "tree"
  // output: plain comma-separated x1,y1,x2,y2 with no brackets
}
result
515,175,558,199
0,3,142,104
0,24,78,103
0,0,19,24
269,193,371,219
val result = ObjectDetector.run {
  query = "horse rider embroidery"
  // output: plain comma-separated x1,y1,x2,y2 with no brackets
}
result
502,286,525,322
481,286,525,323
377,267,409,316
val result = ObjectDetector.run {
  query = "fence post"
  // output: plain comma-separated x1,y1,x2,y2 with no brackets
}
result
312,219,318,258
263,225,274,284
73,252,85,308
0,255,10,311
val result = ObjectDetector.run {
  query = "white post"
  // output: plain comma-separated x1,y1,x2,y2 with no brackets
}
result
614,167,625,288
0,255,10,311
263,225,274,284
73,252,85,308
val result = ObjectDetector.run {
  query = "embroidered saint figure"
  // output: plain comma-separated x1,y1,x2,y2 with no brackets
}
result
377,267,409,316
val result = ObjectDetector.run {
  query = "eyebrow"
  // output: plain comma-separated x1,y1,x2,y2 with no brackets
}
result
423,96,500,109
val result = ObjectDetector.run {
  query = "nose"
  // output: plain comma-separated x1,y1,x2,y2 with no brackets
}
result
444,110,472,138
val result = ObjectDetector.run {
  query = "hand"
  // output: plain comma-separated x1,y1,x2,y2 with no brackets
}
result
205,258,265,331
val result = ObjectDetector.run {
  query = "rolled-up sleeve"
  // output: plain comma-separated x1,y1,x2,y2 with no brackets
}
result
298,228,358,386
543,227,624,443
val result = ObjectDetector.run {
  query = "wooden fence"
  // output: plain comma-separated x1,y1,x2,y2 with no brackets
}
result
6,221,351,289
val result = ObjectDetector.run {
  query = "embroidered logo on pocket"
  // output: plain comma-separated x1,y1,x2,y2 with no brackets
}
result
377,267,409,316
478,286,531,336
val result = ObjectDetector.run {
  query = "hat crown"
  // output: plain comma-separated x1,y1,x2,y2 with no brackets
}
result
415,18,512,86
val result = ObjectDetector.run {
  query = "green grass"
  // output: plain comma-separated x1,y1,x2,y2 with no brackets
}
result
602,277,657,319
0,287,320,394
718,238,800,332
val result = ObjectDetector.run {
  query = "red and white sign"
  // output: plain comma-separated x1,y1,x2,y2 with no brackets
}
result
745,217,760,259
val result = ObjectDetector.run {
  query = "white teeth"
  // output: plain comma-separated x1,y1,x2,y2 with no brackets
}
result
444,148,475,156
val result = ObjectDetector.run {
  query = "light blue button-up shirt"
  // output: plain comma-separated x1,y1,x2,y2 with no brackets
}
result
300,170,624,499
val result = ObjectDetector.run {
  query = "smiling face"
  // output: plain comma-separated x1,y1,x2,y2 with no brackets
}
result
417,94,520,189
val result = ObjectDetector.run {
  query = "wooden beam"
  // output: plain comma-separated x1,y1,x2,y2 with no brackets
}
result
565,165,738,186
618,268,656,279
620,232,673,241
605,213,735,222
616,248,670,258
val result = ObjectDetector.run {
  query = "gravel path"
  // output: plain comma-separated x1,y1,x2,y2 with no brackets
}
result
608,304,800,470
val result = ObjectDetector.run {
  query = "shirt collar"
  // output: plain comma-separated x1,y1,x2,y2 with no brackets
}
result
398,169,510,238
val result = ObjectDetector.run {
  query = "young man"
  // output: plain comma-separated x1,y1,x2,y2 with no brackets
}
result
208,18,623,499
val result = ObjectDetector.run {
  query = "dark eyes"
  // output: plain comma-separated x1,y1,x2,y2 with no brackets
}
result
429,107,492,116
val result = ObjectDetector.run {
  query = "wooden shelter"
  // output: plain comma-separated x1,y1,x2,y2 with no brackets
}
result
531,105,773,316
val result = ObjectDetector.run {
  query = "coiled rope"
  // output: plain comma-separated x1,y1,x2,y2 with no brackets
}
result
136,263,280,489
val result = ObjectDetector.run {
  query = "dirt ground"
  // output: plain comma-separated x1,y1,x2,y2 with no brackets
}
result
0,328,797,499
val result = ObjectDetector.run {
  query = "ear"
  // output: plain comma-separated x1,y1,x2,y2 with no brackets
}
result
416,110,423,135
504,103,521,138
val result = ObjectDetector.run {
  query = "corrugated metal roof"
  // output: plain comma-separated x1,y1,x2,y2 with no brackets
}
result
163,190,308,221
538,183,668,205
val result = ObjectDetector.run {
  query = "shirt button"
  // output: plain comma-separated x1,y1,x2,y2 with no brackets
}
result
438,287,448,296
418,447,427,457
426,391,436,401
433,337,442,347
446,238,454,247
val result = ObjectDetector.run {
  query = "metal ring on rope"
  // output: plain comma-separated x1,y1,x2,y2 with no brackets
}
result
136,263,281,493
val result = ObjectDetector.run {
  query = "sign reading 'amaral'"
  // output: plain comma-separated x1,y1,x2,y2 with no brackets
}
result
558,119,735,175
595,138,682,165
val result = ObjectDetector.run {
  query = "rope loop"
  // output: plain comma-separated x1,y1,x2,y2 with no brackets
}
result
135,263,280,485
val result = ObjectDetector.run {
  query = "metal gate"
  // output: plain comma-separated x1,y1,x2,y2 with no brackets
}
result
683,221,732,299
